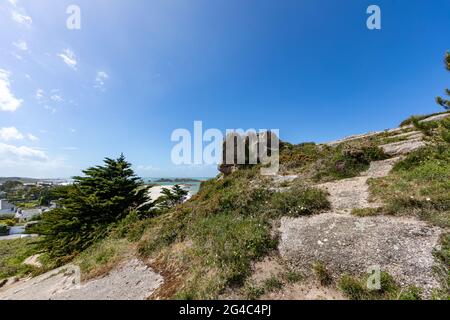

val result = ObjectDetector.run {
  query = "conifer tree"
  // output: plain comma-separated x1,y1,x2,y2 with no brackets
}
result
436,51,450,110
33,154,149,261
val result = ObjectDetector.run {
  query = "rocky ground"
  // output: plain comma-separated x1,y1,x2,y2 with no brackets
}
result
0,258,163,300
1,114,447,300
277,126,445,297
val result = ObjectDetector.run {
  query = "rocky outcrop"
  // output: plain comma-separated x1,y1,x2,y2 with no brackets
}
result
279,213,442,294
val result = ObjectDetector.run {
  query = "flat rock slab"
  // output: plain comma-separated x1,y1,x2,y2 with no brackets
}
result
380,138,426,156
0,258,163,300
279,213,442,294
317,177,377,213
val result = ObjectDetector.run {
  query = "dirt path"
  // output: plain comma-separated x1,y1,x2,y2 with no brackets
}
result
316,157,400,214
278,137,444,296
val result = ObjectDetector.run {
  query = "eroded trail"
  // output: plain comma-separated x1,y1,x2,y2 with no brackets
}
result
0,258,163,300
316,157,400,214
278,140,444,296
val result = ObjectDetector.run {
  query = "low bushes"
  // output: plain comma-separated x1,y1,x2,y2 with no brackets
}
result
338,272,422,300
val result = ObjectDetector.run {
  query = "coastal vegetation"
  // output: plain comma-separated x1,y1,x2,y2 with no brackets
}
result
2,54,450,297
31,154,151,263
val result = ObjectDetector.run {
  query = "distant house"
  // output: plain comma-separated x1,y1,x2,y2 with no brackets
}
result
0,199,15,216
15,208,42,221
0,191,6,198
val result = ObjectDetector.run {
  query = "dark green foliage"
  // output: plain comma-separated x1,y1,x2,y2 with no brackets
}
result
271,185,330,216
32,154,149,262
314,142,387,181
155,185,188,210
436,52,450,110
0,224,9,236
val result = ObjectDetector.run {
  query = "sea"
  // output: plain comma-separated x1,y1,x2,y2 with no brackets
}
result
143,177,213,196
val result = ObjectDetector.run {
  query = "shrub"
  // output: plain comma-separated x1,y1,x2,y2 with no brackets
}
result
313,262,333,286
314,142,387,181
32,154,150,263
0,224,9,236
271,186,330,217
338,272,421,300
284,270,303,283
263,276,284,292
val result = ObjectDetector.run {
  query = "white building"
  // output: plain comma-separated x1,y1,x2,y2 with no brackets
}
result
0,199,15,216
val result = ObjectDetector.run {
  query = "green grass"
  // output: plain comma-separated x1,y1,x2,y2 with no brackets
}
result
283,270,303,283
271,185,331,217
74,238,130,280
262,275,284,292
338,272,422,300
313,262,333,286
279,140,387,182
15,201,39,209
313,141,387,182
368,144,450,228
0,238,40,280
431,233,450,299
399,111,450,127
136,167,333,299
351,207,382,217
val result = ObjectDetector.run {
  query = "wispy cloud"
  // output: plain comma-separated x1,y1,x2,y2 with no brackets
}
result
27,133,39,141
35,89,44,101
0,143,47,162
50,94,64,102
58,49,77,70
0,69,23,112
94,71,109,90
0,127,24,141
8,0,32,26
13,40,28,51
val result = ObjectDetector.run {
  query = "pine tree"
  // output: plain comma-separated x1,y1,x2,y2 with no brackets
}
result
33,154,149,261
436,51,450,110
155,185,188,209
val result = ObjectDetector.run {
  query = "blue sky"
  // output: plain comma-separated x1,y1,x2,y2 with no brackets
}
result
0,0,449,178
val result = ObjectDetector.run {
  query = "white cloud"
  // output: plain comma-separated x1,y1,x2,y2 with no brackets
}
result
0,69,23,112
35,89,44,101
0,127,24,141
27,133,38,141
11,11,32,26
8,0,32,26
50,94,63,102
13,40,28,51
0,143,47,162
10,52,23,60
58,49,77,70
94,71,109,90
